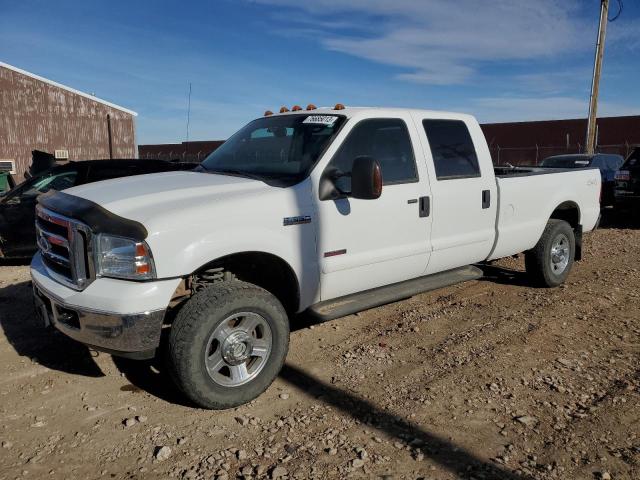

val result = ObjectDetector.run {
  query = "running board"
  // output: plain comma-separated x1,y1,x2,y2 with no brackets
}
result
306,265,483,322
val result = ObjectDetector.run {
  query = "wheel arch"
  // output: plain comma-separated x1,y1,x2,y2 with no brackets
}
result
190,251,301,315
549,201,581,229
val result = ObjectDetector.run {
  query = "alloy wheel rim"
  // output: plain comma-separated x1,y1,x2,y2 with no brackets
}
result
204,312,272,387
549,233,570,275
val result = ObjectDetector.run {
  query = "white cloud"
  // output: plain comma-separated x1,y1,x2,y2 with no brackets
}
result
470,96,640,124
608,19,640,51
252,0,589,84
513,70,593,95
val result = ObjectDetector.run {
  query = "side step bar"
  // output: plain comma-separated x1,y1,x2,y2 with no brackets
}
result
306,265,483,322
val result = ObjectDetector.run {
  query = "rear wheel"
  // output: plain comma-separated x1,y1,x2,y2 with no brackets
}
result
525,219,575,288
168,280,289,409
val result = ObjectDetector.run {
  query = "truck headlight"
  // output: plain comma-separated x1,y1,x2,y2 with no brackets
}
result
95,234,156,280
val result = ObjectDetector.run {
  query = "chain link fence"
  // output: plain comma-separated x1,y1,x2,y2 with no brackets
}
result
489,142,637,166
139,150,211,163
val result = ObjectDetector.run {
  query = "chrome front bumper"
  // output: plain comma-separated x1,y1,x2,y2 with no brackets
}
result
32,281,165,360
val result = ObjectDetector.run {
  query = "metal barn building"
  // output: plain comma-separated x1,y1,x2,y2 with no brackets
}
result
0,62,137,182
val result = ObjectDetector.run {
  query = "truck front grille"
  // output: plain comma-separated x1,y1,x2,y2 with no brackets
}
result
35,206,95,290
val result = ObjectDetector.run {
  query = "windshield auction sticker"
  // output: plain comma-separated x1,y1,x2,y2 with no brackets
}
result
303,115,338,126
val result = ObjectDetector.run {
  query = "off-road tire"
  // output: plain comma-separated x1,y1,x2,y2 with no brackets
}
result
167,280,289,409
525,219,575,288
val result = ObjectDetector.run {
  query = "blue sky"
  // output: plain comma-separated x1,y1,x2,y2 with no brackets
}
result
1,0,639,144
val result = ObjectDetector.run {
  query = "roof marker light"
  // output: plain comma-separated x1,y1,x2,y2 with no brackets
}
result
264,110,273,116
334,103,345,110
279,106,290,113
306,104,317,110
291,105,303,111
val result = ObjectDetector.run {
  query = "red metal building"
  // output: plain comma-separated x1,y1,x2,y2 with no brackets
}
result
138,140,224,163
481,115,640,166
0,62,137,181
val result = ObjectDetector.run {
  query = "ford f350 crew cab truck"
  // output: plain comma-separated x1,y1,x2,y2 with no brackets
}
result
31,106,601,409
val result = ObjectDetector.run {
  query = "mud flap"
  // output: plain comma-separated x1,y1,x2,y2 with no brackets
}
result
574,224,583,261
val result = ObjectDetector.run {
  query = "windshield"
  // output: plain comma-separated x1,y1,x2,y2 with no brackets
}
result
541,155,592,168
200,114,346,185
3,169,77,203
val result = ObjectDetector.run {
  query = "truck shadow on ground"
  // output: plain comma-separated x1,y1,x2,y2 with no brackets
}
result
114,355,530,479
112,331,199,408
0,280,105,377
279,364,531,480
477,263,531,288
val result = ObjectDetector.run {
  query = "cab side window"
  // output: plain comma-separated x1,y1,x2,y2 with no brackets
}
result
329,118,418,188
423,120,480,180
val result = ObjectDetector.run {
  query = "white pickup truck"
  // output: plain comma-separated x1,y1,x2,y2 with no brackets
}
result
31,106,601,409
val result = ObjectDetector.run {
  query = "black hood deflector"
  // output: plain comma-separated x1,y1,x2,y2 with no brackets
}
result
38,191,147,241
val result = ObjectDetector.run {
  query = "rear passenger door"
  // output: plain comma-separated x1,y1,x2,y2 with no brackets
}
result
412,114,497,273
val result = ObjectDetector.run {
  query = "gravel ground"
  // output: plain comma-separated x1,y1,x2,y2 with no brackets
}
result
0,221,639,480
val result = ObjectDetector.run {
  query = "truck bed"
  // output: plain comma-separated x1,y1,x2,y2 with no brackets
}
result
488,167,601,261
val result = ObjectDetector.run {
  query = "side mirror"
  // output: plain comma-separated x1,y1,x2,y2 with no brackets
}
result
351,156,382,200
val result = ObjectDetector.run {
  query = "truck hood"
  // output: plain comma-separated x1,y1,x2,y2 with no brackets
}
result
65,171,272,226
47,170,315,279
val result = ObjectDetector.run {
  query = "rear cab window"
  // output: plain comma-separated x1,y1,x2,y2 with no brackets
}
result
422,120,480,180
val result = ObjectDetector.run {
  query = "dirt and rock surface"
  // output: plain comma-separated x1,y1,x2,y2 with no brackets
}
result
1,221,639,480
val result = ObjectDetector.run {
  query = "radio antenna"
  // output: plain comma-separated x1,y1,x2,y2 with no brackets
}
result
185,82,192,157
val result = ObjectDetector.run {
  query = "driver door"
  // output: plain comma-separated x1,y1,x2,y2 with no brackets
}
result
315,115,433,300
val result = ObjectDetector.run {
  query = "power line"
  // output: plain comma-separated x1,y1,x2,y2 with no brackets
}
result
608,0,623,21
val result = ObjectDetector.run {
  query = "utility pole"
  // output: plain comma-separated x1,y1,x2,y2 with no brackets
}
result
585,0,609,155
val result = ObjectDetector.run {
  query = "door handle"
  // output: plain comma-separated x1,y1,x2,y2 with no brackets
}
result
419,196,430,217
482,190,490,209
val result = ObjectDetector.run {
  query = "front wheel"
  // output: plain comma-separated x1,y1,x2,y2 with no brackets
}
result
525,219,576,288
167,281,289,409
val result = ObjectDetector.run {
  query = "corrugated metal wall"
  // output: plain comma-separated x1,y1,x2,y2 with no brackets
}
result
0,65,136,181
481,116,640,165
138,140,224,163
